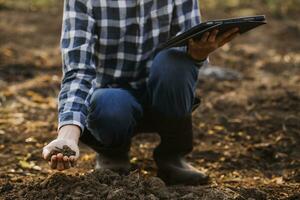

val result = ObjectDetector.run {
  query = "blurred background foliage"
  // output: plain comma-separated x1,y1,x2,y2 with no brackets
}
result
0,0,300,18
0,0,56,11
201,0,300,18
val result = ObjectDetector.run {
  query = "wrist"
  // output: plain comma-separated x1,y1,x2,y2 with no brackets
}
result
189,52,208,62
188,52,207,66
192,56,207,63
58,125,81,143
187,49,208,63
187,41,208,61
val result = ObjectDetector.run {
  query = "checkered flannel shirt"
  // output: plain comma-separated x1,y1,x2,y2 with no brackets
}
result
59,0,204,132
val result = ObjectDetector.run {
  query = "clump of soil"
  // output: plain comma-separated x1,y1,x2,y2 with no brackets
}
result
47,145,76,160
1,169,260,200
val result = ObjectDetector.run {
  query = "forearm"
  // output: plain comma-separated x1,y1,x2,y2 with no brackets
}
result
59,0,97,132
58,68,96,132
58,125,81,143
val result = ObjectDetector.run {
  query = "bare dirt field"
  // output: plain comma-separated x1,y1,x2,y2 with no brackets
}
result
0,1,299,199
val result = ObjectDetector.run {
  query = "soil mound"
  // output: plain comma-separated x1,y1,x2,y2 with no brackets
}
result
2,169,244,200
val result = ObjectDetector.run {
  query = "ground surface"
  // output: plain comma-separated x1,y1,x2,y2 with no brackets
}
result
0,1,299,200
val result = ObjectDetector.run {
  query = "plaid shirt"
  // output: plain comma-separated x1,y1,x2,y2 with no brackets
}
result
59,0,203,132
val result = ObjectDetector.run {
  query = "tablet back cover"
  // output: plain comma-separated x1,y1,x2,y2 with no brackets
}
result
159,16,266,50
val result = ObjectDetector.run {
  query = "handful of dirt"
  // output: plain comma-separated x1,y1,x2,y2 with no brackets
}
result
47,145,76,160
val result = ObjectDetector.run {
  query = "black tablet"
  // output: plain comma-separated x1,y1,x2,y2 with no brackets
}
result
159,15,267,50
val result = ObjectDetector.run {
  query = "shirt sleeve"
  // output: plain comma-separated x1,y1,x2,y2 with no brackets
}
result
170,0,209,68
170,0,202,38
58,0,97,133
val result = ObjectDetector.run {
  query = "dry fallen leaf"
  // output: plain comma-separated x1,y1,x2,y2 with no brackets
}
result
19,160,35,169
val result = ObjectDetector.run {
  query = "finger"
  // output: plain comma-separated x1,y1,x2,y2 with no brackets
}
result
42,148,50,160
63,156,69,162
57,160,65,171
208,29,219,42
65,161,71,169
189,39,198,52
63,156,71,169
69,156,77,167
188,39,195,48
50,155,57,169
56,153,64,171
217,28,239,42
69,156,75,162
56,153,63,160
217,28,239,43
219,32,239,47
201,32,210,42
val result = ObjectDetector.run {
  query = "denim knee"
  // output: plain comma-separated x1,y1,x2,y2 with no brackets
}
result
86,89,142,147
148,49,199,118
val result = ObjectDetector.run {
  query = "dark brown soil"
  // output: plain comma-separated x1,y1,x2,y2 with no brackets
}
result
47,145,76,161
0,1,300,200
1,169,283,200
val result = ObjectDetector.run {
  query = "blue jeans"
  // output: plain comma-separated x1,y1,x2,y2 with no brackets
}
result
81,49,200,150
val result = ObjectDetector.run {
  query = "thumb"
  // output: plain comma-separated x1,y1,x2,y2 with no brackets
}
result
42,147,51,160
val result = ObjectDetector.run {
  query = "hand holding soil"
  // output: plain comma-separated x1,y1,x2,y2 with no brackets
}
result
48,145,76,159
42,138,79,171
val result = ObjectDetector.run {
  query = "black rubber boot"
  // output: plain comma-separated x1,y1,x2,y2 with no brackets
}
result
95,146,131,175
80,129,131,175
153,115,209,185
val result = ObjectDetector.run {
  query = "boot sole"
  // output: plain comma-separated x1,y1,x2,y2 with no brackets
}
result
157,169,209,186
